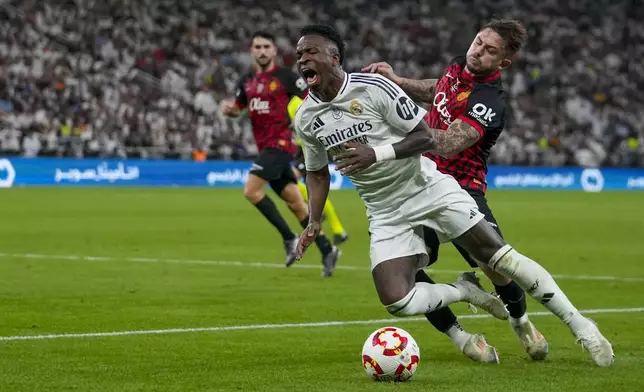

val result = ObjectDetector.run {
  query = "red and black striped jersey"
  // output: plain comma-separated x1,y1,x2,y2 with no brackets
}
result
423,56,506,193
234,65,308,156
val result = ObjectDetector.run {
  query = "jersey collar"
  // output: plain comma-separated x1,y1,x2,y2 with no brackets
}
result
336,71,349,99
462,65,501,83
256,63,278,76
308,71,348,102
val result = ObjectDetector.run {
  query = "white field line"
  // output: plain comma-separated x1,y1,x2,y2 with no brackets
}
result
1,307,643,342
1,252,643,283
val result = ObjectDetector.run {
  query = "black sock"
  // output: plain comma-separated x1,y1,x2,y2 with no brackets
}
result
494,281,527,319
416,270,458,333
254,196,295,241
300,216,333,255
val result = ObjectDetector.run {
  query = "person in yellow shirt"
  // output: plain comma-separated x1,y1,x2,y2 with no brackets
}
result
288,96,349,245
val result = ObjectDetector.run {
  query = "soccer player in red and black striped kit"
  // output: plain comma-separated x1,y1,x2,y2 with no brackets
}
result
363,20,550,363
221,31,340,277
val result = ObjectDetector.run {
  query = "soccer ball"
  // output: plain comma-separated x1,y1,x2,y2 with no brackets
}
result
361,326,420,382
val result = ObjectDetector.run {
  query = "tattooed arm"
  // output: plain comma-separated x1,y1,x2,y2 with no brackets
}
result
427,119,482,158
388,118,481,159
394,77,438,103
362,62,437,103
334,119,480,175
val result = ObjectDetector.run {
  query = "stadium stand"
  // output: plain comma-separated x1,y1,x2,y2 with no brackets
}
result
1,0,642,167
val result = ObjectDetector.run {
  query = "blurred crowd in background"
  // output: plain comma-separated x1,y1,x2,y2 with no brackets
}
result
2,0,643,167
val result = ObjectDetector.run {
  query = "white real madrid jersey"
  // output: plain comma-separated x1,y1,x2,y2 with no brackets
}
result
295,72,440,213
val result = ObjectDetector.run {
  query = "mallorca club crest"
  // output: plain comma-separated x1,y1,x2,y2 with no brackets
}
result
457,90,472,102
269,80,279,92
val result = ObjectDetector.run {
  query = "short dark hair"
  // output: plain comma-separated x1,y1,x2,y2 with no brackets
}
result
300,24,346,65
251,30,276,44
483,19,527,58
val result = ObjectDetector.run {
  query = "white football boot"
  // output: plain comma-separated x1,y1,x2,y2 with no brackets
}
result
512,320,549,360
453,272,509,320
462,334,500,363
574,318,614,367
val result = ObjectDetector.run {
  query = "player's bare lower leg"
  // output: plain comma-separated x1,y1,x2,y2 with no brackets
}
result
453,220,614,367
372,255,507,320
279,183,339,276
280,182,309,221
416,269,499,363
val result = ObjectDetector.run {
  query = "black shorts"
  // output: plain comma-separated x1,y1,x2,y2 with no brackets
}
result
293,148,306,177
250,148,297,194
423,189,503,268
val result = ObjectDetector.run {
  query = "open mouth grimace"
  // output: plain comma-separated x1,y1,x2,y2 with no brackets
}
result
301,68,319,86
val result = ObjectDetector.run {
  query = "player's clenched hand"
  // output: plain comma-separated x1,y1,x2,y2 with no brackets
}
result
361,62,400,84
334,142,377,176
220,99,241,117
296,222,321,260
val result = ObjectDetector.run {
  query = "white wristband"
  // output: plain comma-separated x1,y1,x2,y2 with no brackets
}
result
373,144,396,162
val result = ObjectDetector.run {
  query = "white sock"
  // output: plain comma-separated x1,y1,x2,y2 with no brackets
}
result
446,322,471,352
386,282,462,317
510,313,530,327
490,245,591,335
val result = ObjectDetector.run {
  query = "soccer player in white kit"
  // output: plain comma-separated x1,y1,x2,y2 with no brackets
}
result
293,24,613,367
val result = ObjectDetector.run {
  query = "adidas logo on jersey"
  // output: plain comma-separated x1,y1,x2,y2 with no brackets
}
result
312,117,325,130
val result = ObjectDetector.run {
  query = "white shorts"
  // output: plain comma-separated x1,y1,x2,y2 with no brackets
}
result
368,172,484,270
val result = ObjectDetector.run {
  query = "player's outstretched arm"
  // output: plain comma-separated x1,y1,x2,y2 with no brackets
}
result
428,118,481,158
334,121,434,176
305,166,330,225
334,119,481,175
295,166,330,259
220,99,241,117
388,118,481,159
394,78,438,103
362,62,437,103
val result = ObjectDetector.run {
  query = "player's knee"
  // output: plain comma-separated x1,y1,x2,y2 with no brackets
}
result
384,287,417,317
478,261,512,286
243,186,264,204
457,220,507,266
415,269,435,284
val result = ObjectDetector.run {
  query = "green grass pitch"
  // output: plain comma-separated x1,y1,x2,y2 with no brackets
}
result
0,188,643,392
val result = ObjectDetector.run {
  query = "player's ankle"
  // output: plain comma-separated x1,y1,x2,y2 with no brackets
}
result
510,313,530,327
566,312,591,334
445,322,470,352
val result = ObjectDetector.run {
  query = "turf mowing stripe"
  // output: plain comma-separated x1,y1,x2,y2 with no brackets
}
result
1,307,643,342
1,252,644,283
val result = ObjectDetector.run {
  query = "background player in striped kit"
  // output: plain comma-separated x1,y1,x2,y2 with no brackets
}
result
221,31,340,277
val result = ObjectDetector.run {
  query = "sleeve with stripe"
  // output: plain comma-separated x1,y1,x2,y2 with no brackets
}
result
295,113,328,172
233,74,249,109
351,73,427,134
458,85,505,137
